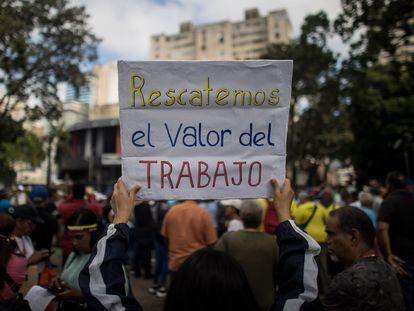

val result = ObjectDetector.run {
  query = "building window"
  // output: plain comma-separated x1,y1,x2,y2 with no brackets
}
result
217,32,224,44
275,33,280,39
103,127,117,153
201,45,206,50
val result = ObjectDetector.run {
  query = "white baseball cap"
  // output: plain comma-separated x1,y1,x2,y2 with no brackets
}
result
220,199,242,210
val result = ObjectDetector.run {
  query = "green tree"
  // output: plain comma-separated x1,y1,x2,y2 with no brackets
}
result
335,0,414,180
263,12,351,185
0,0,99,184
1,128,45,185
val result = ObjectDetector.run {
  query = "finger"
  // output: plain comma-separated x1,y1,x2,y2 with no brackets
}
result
397,266,408,276
271,179,281,196
283,179,291,192
117,177,128,194
393,256,405,265
129,185,141,201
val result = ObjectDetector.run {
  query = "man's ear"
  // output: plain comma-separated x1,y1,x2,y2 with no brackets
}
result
349,228,361,246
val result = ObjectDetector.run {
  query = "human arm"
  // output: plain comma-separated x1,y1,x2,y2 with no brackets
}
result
79,178,143,311
270,179,321,311
49,278,82,298
376,199,407,275
376,221,407,275
27,249,50,265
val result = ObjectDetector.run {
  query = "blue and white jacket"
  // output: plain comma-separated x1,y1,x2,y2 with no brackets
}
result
80,220,320,311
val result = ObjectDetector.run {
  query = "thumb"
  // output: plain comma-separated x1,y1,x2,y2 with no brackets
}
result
271,178,280,196
129,185,141,201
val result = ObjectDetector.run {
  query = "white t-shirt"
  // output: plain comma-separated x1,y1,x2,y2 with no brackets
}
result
227,219,244,232
14,235,34,259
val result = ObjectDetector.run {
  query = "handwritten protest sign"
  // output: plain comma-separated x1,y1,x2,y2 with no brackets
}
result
118,60,292,199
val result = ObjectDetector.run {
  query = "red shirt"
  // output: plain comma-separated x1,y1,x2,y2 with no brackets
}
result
58,196,102,255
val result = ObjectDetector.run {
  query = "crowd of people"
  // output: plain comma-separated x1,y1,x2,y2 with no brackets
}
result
0,170,413,310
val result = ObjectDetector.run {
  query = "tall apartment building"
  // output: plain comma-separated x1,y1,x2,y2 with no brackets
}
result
150,8,292,60
65,83,91,105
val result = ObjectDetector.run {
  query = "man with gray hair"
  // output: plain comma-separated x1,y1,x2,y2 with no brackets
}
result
356,191,377,226
215,199,279,311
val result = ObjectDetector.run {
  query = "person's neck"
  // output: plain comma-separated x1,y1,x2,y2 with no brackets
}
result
353,246,375,264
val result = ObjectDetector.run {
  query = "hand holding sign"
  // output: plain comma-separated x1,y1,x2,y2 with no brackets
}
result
271,178,294,223
111,178,140,224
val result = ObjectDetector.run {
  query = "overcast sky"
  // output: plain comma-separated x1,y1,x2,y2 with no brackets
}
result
72,0,345,63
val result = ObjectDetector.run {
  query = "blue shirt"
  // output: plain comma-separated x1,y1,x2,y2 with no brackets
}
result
358,206,377,227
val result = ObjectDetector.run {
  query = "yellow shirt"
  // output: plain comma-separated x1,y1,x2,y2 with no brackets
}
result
257,198,268,232
292,201,328,243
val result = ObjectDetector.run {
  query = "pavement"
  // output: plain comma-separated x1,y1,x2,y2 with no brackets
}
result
130,273,165,311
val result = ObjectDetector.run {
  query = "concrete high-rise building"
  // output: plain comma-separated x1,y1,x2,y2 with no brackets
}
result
89,62,119,120
65,83,91,105
150,8,292,60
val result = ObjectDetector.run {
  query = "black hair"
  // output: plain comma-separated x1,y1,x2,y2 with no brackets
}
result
72,183,86,199
0,213,16,290
66,209,102,249
134,202,154,228
386,171,406,190
164,248,259,311
330,206,375,249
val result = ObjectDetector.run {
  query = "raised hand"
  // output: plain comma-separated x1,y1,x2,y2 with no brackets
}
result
110,177,140,224
270,178,294,223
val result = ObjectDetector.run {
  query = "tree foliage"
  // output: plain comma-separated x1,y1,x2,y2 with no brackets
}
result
264,1,414,184
335,0,414,179
0,0,100,116
0,0,99,184
263,12,352,185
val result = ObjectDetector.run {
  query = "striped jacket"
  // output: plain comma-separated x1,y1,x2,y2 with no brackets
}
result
79,220,320,310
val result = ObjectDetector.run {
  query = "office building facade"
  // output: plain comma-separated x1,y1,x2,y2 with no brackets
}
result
150,8,292,60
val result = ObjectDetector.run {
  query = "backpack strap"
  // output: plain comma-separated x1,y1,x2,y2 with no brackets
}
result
299,204,318,231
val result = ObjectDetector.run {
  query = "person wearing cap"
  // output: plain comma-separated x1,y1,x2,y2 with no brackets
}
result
0,188,13,213
29,186,58,251
221,199,244,232
8,204,50,266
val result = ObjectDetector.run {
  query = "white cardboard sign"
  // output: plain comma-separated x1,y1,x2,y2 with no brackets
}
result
118,60,292,199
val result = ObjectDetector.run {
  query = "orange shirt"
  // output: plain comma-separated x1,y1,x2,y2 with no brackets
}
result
161,200,217,271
